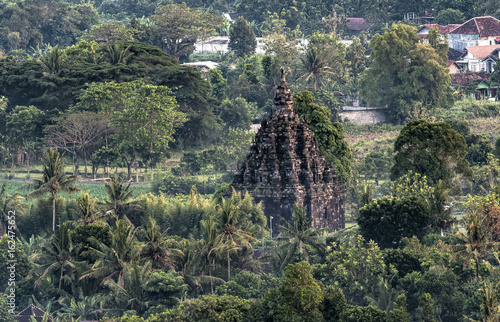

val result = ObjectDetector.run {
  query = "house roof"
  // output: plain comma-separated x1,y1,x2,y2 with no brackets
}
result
452,72,489,87
448,47,465,61
465,44,500,59
345,18,372,31
449,16,500,37
15,301,51,322
418,24,460,34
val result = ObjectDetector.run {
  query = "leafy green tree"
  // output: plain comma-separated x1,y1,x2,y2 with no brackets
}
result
361,24,454,123
208,68,227,101
5,105,44,173
294,91,352,182
388,294,411,322
391,119,471,186
490,59,500,101
252,261,324,321
0,235,32,294
418,293,438,322
28,150,79,231
318,235,395,304
152,4,223,60
218,97,257,131
229,16,257,58
0,295,15,322
110,83,187,179
144,270,187,309
342,305,388,322
358,196,432,248
276,205,326,271
154,294,252,321
80,22,135,44
281,261,324,317
434,8,466,25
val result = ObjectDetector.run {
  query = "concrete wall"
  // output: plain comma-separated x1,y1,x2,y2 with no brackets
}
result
449,34,478,51
339,108,387,125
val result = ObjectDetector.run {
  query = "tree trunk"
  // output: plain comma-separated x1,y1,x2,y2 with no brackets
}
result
227,251,231,281
84,151,88,178
52,192,56,232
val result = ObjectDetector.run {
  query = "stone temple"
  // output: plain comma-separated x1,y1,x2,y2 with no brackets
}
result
230,72,346,235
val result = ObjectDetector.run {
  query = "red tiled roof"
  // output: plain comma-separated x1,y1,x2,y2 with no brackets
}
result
448,47,465,61
452,72,489,87
418,24,461,35
345,18,372,31
449,16,500,37
465,44,500,59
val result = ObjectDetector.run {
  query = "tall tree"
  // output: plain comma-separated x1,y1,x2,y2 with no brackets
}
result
152,4,223,60
228,16,257,58
390,119,471,186
276,206,326,271
5,105,44,174
215,198,254,281
30,222,83,292
360,24,454,123
298,32,348,92
294,91,352,182
28,150,79,231
110,83,187,179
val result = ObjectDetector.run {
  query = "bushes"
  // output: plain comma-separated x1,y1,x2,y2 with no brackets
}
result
432,99,500,119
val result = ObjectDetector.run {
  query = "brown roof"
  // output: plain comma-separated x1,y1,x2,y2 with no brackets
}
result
448,47,465,61
15,301,52,322
418,24,460,35
449,16,500,37
345,18,372,31
452,72,489,87
465,44,500,59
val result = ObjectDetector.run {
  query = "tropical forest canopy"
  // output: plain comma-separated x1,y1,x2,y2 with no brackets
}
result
1,0,500,321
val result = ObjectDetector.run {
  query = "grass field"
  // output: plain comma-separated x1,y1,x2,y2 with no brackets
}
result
0,180,153,203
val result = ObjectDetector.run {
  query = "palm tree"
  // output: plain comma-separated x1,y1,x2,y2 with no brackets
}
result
28,150,79,231
365,277,400,313
30,222,84,293
201,216,220,293
0,183,28,235
215,198,255,281
300,45,333,92
81,219,140,284
453,211,497,282
276,205,326,271
70,193,107,226
140,217,183,269
105,43,132,65
40,46,65,75
103,177,138,226
57,294,103,321
103,261,152,314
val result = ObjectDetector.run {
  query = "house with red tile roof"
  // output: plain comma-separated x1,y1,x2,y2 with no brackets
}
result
448,16,500,50
344,18,372,36
417,24,460,38
455,44,500,72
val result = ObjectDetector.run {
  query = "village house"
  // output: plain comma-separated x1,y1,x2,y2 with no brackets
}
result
448,16,500,50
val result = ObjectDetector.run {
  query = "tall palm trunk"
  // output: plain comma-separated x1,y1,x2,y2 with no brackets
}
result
227,251,231,281
52,191,56,232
